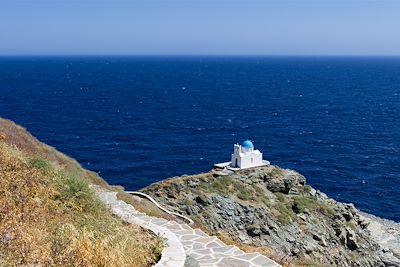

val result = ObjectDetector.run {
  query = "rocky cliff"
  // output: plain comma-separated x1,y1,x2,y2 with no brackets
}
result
142,166,400,267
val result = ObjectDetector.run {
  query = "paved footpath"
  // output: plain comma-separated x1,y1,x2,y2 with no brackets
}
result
94,186,281,267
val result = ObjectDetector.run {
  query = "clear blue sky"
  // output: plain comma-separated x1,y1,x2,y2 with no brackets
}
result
1,0,399,55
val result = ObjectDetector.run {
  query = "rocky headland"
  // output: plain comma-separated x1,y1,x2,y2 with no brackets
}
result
2,117,399,267
142,166,400,267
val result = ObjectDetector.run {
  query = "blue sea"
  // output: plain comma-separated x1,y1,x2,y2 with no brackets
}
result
0,56,399,221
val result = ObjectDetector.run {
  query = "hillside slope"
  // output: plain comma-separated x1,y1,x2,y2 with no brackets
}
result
0,118,162,266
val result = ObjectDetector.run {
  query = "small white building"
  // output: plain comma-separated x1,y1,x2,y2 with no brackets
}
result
214,140,269,170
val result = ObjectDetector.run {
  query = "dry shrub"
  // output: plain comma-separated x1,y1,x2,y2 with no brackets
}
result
0,143,163,267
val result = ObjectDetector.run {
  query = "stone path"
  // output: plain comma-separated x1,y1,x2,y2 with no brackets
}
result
94,187,186,267
94,186,281,267
152,217,280,267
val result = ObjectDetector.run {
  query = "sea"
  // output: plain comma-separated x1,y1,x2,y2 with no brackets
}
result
0,56,399,222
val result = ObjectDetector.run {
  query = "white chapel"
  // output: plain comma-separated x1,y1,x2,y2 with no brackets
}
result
215,140,269,170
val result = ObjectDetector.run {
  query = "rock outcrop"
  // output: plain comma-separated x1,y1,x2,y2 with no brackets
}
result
142,166,400,267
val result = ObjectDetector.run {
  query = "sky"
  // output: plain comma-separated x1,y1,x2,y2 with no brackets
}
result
0,0,399,55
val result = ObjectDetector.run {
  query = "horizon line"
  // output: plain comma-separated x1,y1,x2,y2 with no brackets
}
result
1,54,400,57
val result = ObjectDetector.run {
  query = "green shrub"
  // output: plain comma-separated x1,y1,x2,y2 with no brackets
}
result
210,177,234,193
292,196,316,213
292,196,335,217
56,171,104,213
28,157,51,173
319,203,336,217
275,192,286,203
275,202,293,225
60,173,92,199
237,188,253,201
297,185,312,194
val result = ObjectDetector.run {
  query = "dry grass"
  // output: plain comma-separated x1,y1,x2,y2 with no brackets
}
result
0,120,163,267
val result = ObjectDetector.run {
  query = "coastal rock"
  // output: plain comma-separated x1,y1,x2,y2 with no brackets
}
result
346,228,359,250
381,252,400,267
195,195,209,206
142,166,399,267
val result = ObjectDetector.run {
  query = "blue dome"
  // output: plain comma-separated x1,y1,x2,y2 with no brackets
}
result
242,140,254,149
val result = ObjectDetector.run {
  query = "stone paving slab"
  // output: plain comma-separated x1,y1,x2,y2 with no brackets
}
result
93,186,281,267
166,222,281,266
194,229,209,237
150,218,169,225
175,229,195,236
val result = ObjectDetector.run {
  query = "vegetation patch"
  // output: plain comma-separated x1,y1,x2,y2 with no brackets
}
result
209,176,235,195
205,176,257,202
272,192,294,225
28,157,51,173
0,139,162,266
276,203,293,225
292,196,318,213
292,195,335,217
267,167,285,179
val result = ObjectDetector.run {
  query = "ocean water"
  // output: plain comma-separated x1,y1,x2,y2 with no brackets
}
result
0,56,399,221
